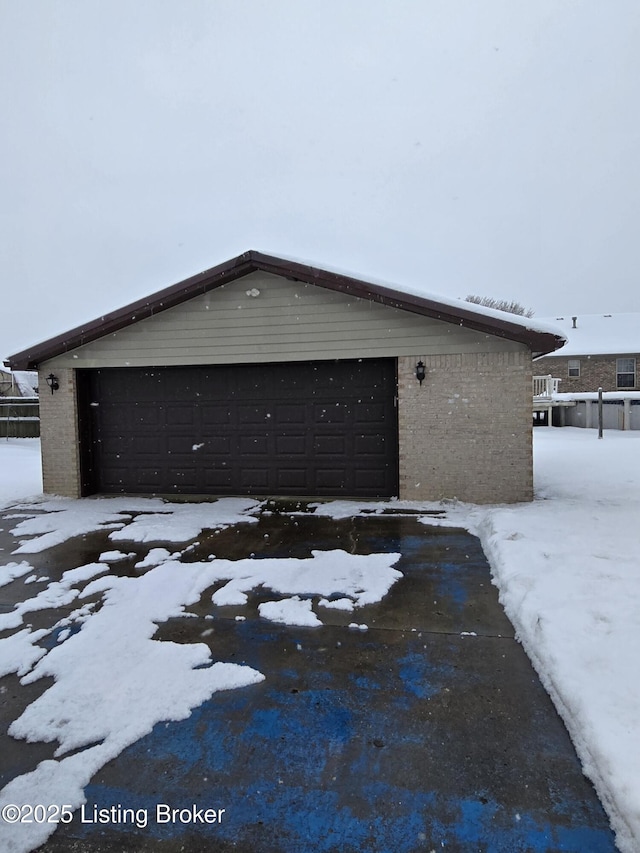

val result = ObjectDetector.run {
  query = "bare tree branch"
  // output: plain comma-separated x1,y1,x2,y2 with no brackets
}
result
465,295,534,317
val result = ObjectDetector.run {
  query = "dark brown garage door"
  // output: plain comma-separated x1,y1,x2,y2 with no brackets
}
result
78,360,398,498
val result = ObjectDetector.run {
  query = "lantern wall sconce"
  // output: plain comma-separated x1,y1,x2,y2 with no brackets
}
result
415,361,426,385
46,374,59,394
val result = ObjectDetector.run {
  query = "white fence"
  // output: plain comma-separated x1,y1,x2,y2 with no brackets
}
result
533,375,560,399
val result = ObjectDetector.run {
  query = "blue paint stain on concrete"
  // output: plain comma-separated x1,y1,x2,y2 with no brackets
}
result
434,562,470,608
74,647,617,852
397,649,456,699
64,521,617,853
39,622,82,650
79,776,617,853
348,673,373,690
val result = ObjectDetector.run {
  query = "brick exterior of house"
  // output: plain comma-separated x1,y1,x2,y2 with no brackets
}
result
38,368,82,498
40,352,534,504
535,354,639,393
398,351,533,503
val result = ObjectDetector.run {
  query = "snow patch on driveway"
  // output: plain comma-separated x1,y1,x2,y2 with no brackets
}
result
0,494,401,853
258,596,322,627
209,549,402,613
0,561,34,588
8,497,261,554
108,498,261,543
0,558,265,853
8,497,167,553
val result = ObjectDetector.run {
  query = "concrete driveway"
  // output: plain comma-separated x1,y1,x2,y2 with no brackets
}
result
0,501,617,852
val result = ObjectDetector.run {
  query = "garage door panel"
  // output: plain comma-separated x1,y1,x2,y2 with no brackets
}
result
240,468,270,489
131,405,162,426
207,436,233,455
314,404,346,423
276,434,307,455
138,468,163,487
354,434,387,455
99,434,127,453
276,469,308,490
82,360,397,498
316,468,347,490
168,469,198,490
354,402,386,423
355,469,388,490
234,373,264,396
204,435,233,459
238,405,272,425
100,466,129,489
239,435,270,454
314,435,347,455
124,372,164,403
166,405,196,426
132,436,164,455
201,404,232,425
314,369,355,392
203,467,233,489
166,435,202,454
275,404,306,425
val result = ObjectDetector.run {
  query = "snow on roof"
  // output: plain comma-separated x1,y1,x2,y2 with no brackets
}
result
265,250,567,340
8,251,566,368
536,313,640,357
13,370,39,397
0,367,38,397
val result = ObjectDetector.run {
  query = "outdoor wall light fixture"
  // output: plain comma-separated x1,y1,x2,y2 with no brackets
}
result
415,361,426,385
46,374,59,394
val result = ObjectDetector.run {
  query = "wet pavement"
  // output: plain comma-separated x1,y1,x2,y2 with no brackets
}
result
0,502,618,852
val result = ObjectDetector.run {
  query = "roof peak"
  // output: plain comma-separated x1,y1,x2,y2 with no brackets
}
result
8,251,565,368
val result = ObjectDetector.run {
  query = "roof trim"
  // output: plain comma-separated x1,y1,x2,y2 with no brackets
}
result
8,250,565,368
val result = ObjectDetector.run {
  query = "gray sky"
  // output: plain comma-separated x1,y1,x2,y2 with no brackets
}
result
2,0,639,359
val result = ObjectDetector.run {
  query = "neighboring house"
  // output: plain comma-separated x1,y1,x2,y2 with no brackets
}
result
7,251,564,504
0,367,39,437
0,367,39,397
534,313,640,392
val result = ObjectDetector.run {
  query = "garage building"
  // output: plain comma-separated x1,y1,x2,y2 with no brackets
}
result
8,252,564,503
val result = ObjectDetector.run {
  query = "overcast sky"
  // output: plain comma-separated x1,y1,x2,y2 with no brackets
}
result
2,0,639,359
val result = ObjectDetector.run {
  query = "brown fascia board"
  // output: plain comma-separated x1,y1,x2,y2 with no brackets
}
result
253,253,564,355
8,250,564,369
8,253,257,370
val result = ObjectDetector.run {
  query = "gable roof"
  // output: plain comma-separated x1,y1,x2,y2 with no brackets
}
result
7,250,565,369
535,313,640,358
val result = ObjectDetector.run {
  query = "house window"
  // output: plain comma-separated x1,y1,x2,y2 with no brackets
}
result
616,357,636,388
567,359,580,378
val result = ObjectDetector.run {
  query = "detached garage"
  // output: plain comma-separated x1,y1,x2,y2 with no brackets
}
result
8,251,563,504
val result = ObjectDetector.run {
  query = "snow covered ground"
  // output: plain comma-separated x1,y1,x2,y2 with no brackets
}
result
461,429,640,853
0,430,638,852
0,439,42,510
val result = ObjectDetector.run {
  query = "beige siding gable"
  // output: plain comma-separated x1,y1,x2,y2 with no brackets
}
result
45,272,522,368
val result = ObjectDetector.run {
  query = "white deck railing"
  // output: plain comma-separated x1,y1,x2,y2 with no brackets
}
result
533,375,560,399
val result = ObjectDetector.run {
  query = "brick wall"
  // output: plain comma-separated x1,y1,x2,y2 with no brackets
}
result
38,356,534,503
38,368,82,497
535,354,640,393
397,350,533,504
